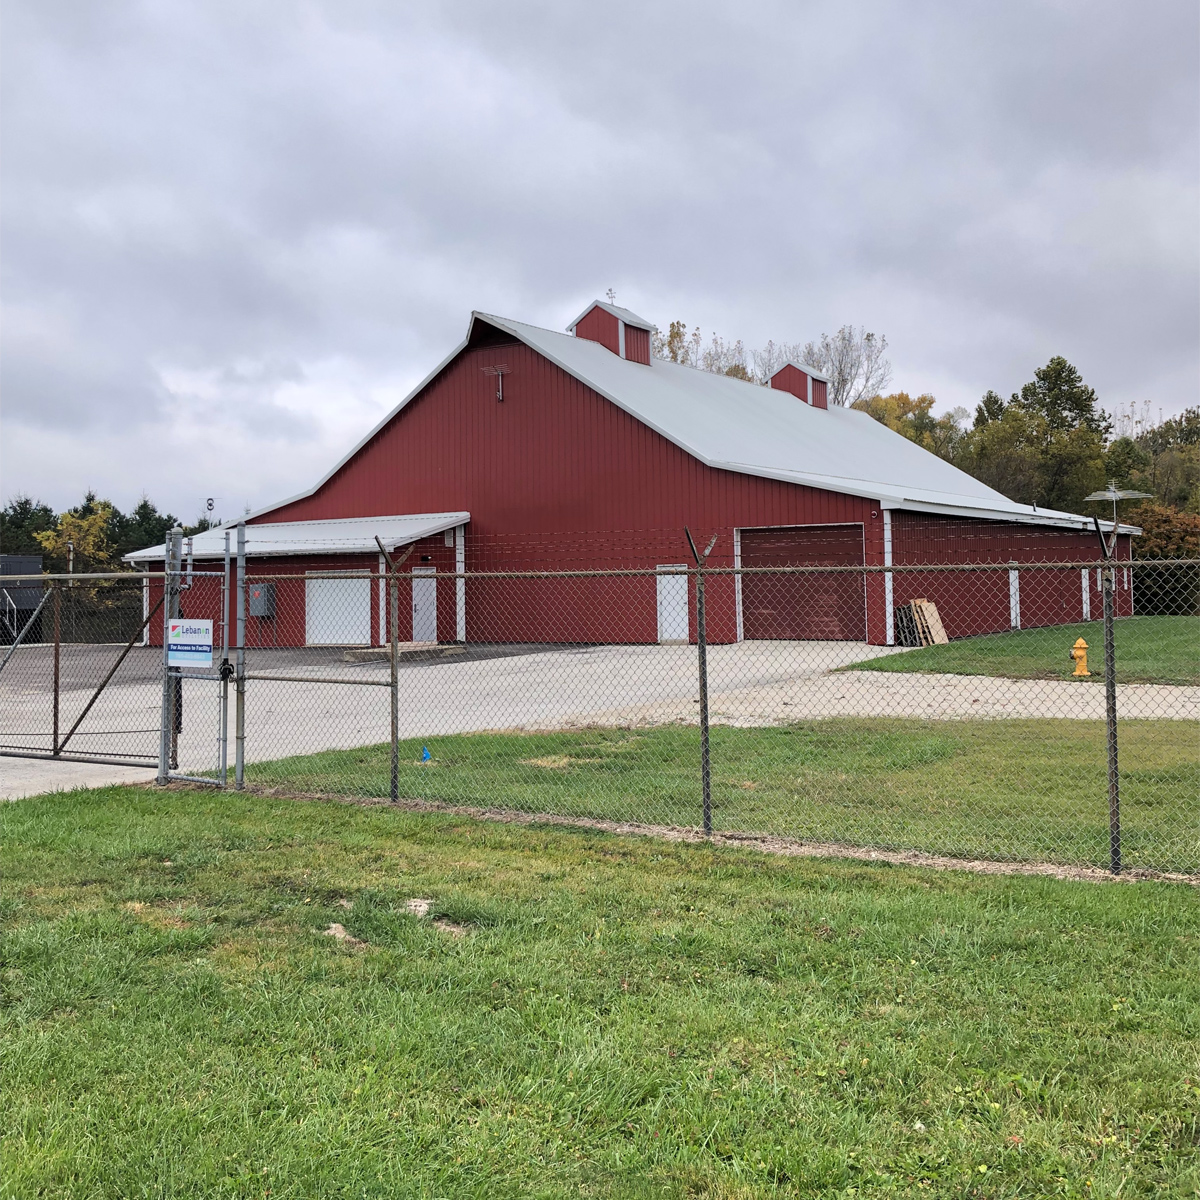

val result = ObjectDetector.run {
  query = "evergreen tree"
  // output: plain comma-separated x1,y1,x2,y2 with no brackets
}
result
964,357,1107,512
1013,356,1110,434
0,496,57,556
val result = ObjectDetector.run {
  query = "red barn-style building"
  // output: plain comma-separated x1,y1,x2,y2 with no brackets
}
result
129,300,1134,647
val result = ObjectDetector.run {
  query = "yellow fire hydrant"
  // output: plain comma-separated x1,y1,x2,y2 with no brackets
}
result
1070,637,1091,677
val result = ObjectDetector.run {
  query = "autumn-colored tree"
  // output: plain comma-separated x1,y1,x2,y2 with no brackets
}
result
1130,502,1200,559
652,321,754,379
3,492,190,572
851,393,968,460
654,321,701,366
34,493,118,573
1127,502,1200,615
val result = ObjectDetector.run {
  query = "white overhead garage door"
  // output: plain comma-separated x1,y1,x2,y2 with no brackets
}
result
306,572,371,646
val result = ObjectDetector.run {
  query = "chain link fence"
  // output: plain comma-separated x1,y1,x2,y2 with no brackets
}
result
232,556,1197,876
3,554,1196,875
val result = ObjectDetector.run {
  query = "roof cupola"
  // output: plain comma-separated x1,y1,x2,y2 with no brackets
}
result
769,362,829,409
568,300,654,365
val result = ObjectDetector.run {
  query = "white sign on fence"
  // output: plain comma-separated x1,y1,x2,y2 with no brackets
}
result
167,618,214,667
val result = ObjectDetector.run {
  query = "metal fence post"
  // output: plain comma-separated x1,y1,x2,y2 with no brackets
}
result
1103,560,1121,874
389,563,399,803
375,536,412,804
219,532,231,787
158,528,182,784
235,522,246,790
52,584,61,757
686,529,718,837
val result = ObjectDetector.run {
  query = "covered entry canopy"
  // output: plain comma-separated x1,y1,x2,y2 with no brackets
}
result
124,512,470,563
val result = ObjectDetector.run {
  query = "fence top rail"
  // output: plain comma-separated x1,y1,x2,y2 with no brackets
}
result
7,562,1191,586
236,558,1200,582
0,572,225,583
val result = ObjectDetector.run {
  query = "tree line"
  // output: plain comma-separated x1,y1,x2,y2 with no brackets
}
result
851,369,1198,555
0,493,213,573
653,320,892,407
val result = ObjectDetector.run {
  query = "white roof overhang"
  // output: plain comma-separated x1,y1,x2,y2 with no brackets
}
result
124,512,470,563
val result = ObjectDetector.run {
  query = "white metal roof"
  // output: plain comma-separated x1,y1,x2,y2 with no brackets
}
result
566,299,656,333
241,309,1135,535
124,512,469,562
479,314,1134,533
773,359,830,384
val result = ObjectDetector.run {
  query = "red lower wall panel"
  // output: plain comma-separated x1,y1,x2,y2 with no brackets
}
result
886,516,1132,640
142,518,1128,650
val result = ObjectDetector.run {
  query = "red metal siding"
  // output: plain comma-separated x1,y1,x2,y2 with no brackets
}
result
770,363,810,404
624,325,651,364
811,378,828,409
260,339,874,541
573,307,620,355
243,330,1117,645
740,525,866,640
889,514,1131,639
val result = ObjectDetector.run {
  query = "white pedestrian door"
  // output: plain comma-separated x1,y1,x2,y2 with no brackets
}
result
412,568,437,643
306,573,370,645
656,565,690,644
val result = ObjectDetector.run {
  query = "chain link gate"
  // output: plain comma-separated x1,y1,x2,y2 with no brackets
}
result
0,534,232,781
1,573,163,768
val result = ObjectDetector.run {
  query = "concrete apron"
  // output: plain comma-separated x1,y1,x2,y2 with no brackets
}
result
6,641,1194,796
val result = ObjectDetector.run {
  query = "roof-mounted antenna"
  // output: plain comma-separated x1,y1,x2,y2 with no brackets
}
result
1083,481,1151,559
481,364,510,401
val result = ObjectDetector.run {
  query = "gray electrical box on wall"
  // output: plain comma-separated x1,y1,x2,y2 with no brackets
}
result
248,582,275,618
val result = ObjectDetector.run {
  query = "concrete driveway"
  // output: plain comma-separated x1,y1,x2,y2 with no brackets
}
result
4,639,1195,796
1,757,156,801
2,640,902,783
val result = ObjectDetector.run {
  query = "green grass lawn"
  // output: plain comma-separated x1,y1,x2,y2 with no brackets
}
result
244,720,1200,873
1,789,1197,1198
843,616,1199,685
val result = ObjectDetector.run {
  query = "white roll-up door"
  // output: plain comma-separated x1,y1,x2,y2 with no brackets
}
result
306,572,371,645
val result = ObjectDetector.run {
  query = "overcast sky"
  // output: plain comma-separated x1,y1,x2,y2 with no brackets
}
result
3,0,1197,524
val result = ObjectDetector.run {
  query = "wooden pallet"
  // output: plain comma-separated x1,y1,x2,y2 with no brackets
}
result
894,599,949,647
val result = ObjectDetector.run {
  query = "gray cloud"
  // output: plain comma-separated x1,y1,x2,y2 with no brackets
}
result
2,0,1196,519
